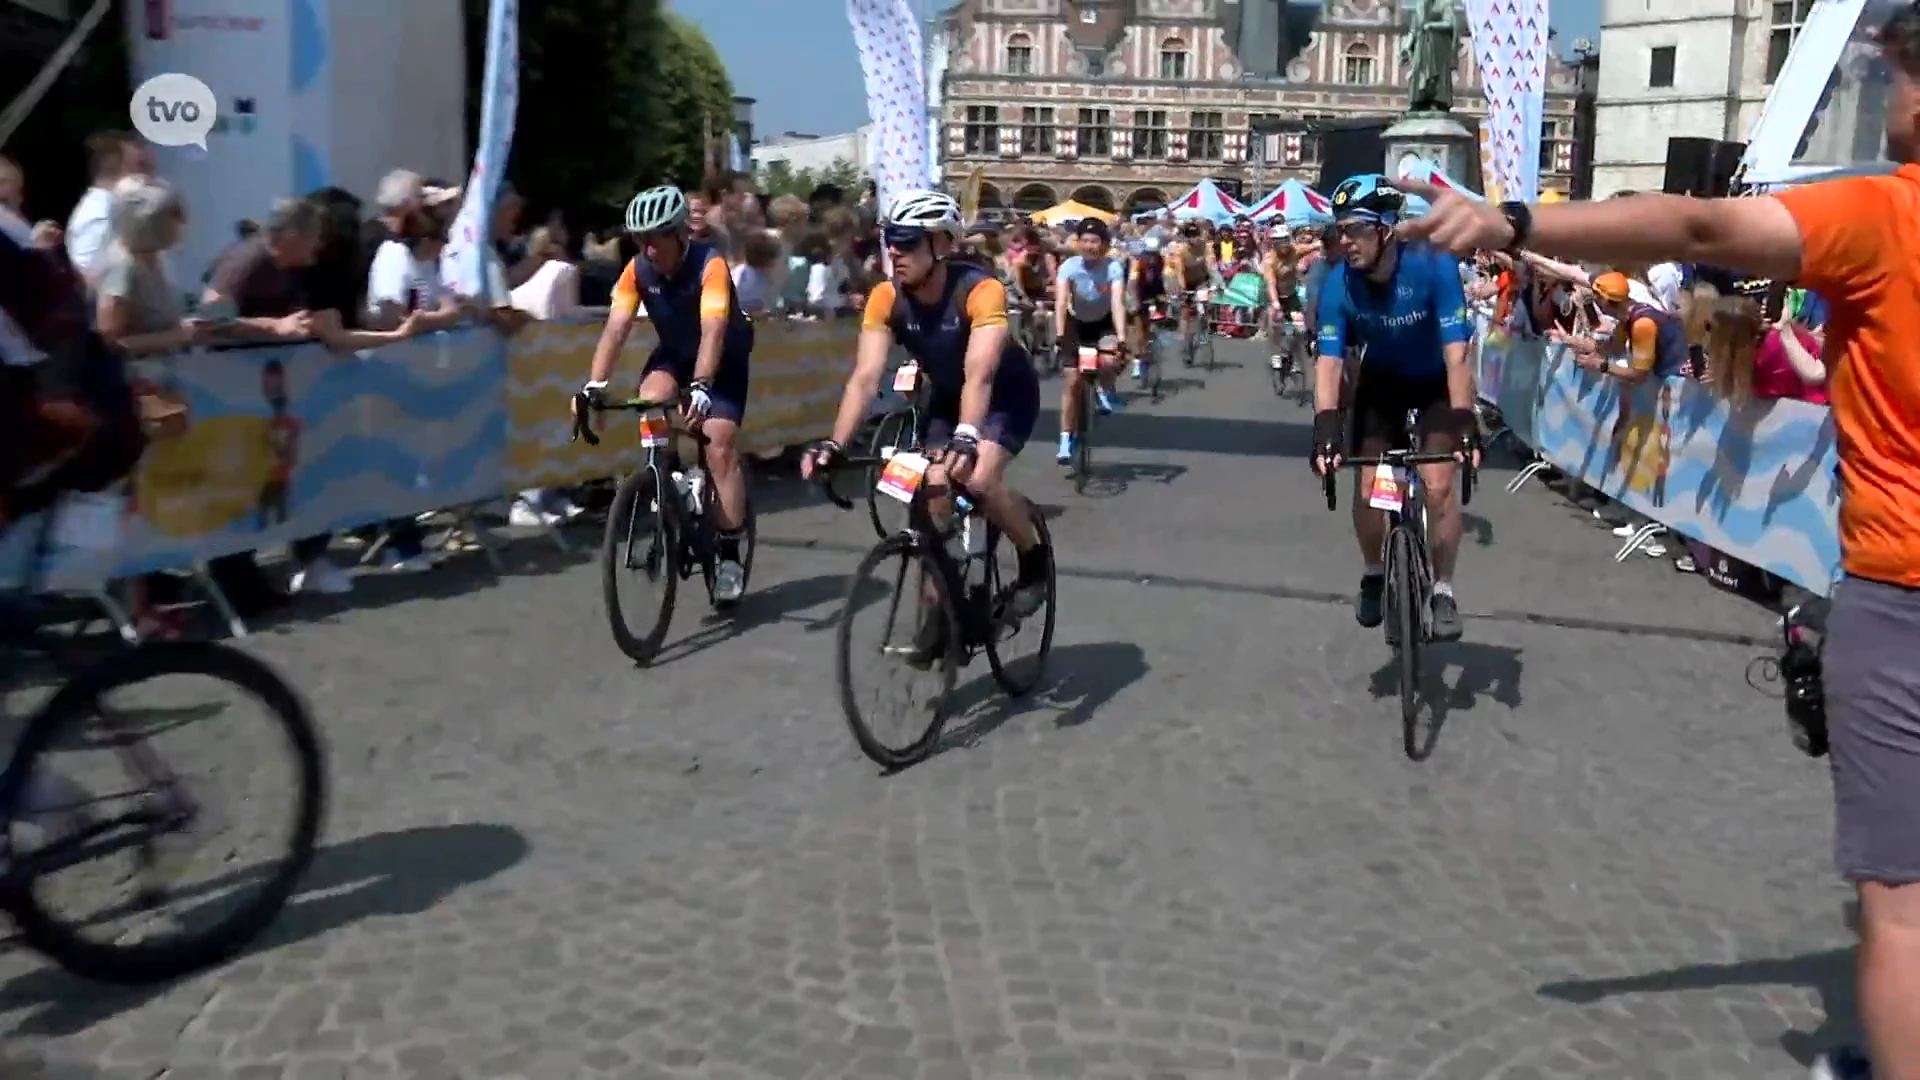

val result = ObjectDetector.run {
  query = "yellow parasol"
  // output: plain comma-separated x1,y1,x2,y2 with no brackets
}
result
1028,199,1117,225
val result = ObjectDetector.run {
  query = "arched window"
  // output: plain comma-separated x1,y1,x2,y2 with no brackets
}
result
1343,43,1374,85
1158,38,1189,80
1005,33,1034,75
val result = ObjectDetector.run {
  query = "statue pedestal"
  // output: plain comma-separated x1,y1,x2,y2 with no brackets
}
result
1381,112,1482,194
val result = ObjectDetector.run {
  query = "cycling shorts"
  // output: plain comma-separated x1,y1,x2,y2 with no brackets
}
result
642,325,753,425
926,357,1040,457
1063,314,1118,353
1347,371,1457,455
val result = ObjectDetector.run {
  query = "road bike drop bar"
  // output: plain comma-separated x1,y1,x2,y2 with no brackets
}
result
1322,451,1476,512
814,450,982,520
568,392,709,448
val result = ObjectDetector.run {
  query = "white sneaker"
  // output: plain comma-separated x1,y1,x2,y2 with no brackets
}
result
290,558,354,595
713,559,746,603
508,500,560,528
382,552,434,574
555,498,585,521
1611,523,1639,538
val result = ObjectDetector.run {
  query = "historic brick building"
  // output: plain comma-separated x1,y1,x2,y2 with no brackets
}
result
940,0,1588,215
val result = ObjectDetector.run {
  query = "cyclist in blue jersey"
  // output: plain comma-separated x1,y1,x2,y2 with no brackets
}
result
1052,218,1129,465
574,185,754,602
1309,174,1479,641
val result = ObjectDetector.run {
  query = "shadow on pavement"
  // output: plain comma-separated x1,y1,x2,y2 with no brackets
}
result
1537,943,1858,1067
1075,462,1190,498
932,640,1151,755
1367,640,1526,758
0,822,529,1038
650,571,871,663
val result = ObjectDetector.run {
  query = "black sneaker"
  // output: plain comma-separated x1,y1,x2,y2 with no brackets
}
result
1005,547,1050,620
1812,1047,1875,1080
1431,592,1463,642
906,608,949,670
1356,574,1386,628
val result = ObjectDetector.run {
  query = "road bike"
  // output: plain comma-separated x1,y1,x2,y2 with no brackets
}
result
863,359,935,540
0,501,325,984
572,392,757,665
1016,301,1057,378
1137,298,1172,403
815,450,1056,769
1063,337,1124,494
1321,410,1476,761
1177,289,1216,371
1269,308,1310,402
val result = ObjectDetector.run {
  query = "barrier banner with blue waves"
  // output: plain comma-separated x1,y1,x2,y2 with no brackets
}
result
1479,329,1841,595
504,316,856,488
7,332,507,589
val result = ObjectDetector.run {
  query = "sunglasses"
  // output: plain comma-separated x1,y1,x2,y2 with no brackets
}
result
1336,222,1381,241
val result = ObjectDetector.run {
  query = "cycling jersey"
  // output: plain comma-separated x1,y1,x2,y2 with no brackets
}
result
1056,255,1123,322
863,263,1040,453
611,239,750,359
1007,251,1051,298
1315,241,1470,380
1131,253,1167,298
1167,244,1211,288
610,238,753,422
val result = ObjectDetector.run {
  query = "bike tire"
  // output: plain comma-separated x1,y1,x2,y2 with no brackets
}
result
1270,361,1287,396
864,409,918,539
835,535,961,769
0,641,325,985
1388,527,1426,760
985,500,1056,697
602,465,679,664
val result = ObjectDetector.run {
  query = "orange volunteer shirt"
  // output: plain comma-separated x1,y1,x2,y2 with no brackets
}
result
1774,165,1920,587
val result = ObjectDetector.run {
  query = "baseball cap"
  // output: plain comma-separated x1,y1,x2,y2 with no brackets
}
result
1592,272,1631,303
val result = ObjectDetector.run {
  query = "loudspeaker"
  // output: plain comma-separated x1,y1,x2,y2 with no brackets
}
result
1316,119,1392,193
1663,137,1715,195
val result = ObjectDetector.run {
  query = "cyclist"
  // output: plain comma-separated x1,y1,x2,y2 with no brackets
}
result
1128,234,1170,377
803,189,1050,665
1053,217,1129,464
572,185,753,603
1166,222,1217,344
1308,174,1478,642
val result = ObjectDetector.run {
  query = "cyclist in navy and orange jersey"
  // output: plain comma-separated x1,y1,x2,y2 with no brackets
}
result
573,185,753,602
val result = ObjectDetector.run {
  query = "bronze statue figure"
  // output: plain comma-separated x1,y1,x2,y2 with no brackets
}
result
1401,0,1467,113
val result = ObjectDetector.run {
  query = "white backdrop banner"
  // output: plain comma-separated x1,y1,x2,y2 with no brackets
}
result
443,0,519,300
1462,0,1549,202
848,0,930,209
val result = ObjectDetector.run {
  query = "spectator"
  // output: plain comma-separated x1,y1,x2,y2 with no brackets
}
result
202,197,418,603
365,197,466,334
302,187,369,322
807,183,843,221
1569,271,1686,383
732,229,781,316
67,132,153,285
1705,284,1829,404
688,188,716,243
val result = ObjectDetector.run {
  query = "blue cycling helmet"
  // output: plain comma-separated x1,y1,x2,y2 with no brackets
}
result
1330,174,1405,226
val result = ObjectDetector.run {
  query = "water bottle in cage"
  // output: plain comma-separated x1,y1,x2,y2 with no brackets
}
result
676,471,704,516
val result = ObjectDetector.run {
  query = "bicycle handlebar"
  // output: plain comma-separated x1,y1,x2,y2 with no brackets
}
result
1320,450,1476,512
808,448,982,516
569,391,710,448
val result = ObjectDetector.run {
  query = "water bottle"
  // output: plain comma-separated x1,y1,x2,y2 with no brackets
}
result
953,495,984,559
680,472,705,516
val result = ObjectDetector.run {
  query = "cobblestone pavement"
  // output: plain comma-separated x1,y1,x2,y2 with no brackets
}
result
2,338,1850,1079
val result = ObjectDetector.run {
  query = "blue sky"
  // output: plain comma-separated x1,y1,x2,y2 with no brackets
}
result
671,0,1605,136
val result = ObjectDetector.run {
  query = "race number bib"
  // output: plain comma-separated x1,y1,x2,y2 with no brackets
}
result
52,492,125,552
1077,347,1101,373
637,409,670,448
876,451,930,503
893,362,919,393
1366,464,1405,513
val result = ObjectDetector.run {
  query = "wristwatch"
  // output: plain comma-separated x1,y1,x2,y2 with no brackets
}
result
1498,202,1532,252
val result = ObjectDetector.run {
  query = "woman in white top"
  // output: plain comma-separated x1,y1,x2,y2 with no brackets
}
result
364,204,467,332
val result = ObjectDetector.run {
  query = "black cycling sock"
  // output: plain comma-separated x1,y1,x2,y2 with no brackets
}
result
1017,542,1050,584
717,529,744,562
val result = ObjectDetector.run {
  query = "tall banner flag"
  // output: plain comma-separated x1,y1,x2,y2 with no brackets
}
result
443,0,519,301
1463,0,1548,203
848,0,931,210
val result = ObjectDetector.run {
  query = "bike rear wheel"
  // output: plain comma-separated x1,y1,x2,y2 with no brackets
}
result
985,500,1056,696
865,408,918,539
1074,380,1094,494
0,641,325,985
1387,527,1426,759
835,535,961,769
602,465,679,664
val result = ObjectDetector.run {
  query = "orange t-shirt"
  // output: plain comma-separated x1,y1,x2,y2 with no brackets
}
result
1774,165,1920,587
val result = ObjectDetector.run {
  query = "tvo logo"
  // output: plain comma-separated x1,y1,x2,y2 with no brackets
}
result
129,73,217,150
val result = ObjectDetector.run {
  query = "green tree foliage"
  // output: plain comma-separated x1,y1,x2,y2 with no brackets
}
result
755,157,863,200
462,0,733,226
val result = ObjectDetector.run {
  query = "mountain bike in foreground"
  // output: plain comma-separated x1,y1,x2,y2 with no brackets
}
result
1321,411,1475,761
573,392,757,665
815,449,1056,769
0,502,325,984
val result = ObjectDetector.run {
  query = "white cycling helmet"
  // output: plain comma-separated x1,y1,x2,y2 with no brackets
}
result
883,188,964,237
625,185,689,234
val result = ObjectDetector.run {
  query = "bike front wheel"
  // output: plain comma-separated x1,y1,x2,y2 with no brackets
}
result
0,641,325,985
865,409,919,539
835,535,961,769
1387,527,1428,760
602,465,679,664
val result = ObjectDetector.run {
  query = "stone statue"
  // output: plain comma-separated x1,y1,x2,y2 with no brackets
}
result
1401,0,1467,114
